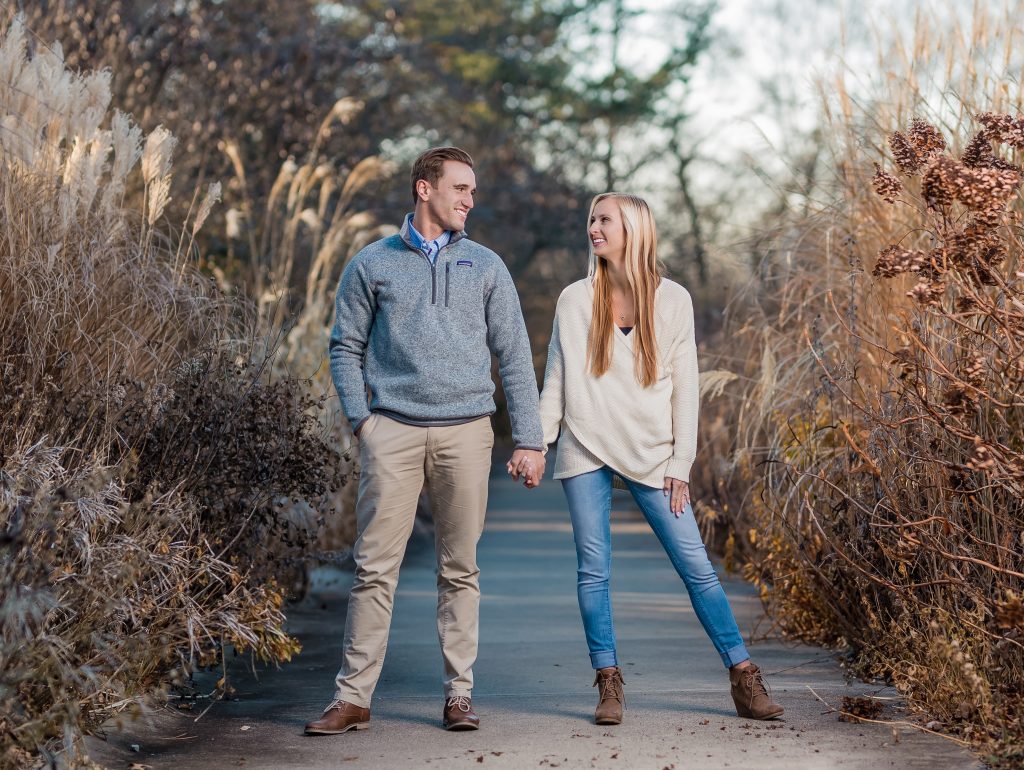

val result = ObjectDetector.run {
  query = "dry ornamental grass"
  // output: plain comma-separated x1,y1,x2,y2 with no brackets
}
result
0,15,343,768
697,91,1024,770
690,6,1024,764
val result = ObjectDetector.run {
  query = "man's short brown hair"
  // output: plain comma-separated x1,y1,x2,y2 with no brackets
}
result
410,146,474,204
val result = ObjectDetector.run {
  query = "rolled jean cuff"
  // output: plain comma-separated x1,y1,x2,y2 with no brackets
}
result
590,649,618,669
721,642,750,669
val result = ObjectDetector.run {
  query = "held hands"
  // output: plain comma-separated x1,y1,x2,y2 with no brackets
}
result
663,477,690,517
507,449,546,489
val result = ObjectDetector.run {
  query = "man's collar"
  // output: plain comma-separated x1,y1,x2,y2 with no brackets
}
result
401,213,464,252
407,213,448,245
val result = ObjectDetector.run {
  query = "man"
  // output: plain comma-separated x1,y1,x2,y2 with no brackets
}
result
306,146,545,736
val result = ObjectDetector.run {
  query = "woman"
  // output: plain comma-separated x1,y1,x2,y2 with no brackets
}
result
527,192,782,726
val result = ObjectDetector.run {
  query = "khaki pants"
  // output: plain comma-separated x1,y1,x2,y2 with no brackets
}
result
334,413,494,707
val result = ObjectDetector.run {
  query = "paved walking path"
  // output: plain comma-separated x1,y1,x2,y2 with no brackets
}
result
89,464,982,769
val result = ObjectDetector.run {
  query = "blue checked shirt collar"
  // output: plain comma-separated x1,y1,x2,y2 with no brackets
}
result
405,213,452,266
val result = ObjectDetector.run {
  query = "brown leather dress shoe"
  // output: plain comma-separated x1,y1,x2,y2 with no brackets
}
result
442,695,480,731
304,699,371,735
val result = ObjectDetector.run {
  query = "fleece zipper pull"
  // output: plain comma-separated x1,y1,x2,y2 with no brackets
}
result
445,262,450,307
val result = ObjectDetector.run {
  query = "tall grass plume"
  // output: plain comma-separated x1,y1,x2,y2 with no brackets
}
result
0,15,341,768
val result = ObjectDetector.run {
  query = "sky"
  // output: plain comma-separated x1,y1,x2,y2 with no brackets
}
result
554,0,886,236
595,0,1001,237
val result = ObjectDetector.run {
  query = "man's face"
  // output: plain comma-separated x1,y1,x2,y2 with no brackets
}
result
421,160,476,232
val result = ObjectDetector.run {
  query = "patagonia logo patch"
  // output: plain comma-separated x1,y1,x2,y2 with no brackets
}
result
456,260,473,267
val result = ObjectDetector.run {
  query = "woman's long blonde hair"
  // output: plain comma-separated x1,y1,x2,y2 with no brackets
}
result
586,192,662,387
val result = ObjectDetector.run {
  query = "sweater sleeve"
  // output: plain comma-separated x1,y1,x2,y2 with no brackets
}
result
537,304,565,452
664,290,699,483
485,262,544,450
328,255,375,433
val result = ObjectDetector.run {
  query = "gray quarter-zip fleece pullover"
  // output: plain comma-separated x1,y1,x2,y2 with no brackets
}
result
329,214,543,450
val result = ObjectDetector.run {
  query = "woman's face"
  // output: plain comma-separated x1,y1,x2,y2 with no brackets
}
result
589,197,626,262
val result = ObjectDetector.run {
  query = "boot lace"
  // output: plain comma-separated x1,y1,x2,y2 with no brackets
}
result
446,695,472,713
741,667,771,707
593,669,626,707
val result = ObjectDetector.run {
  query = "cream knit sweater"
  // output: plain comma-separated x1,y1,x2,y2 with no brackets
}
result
538,277,699,486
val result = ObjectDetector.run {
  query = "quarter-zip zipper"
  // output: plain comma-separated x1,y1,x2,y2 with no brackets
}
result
403,233,460,306
436,239,457,308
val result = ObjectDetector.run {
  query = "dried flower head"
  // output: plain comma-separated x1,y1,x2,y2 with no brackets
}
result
966,436,996,471
872,245,927,277
872,163,903,203
920,247,949,279
949,225,999,266
976,112,1024,148
889,131,923,175
954,165,1021,211
961,132,1020,172
886,120,946,176
978,239,1007,267
954,295,977,313
993,592,1024,632
908,118,946,160
972,261,1000,286
921,156,956,208
906,279,945,305
921,155,1021,213
969,208,1007,228
942,383,970,413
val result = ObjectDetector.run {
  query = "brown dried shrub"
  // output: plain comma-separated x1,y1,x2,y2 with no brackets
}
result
707,112,1024,762
0,16,342,768
696,9,1024,761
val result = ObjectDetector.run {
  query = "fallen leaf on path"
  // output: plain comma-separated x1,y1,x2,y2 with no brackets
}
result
839,695,884,722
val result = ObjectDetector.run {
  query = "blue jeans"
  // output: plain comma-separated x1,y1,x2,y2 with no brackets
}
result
561,466,750,670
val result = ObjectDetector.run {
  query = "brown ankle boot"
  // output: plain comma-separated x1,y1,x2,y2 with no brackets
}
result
729,662,784,720
593,666,625,725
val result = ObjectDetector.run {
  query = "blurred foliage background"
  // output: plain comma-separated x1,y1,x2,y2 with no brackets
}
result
11,0,721,368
